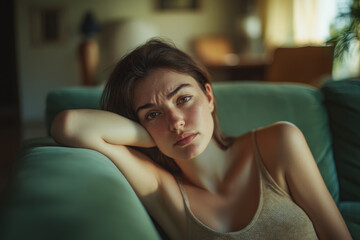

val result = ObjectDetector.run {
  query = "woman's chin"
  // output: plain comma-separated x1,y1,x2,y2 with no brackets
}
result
172,142,209,161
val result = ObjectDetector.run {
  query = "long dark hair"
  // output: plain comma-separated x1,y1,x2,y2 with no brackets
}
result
101,38,233,175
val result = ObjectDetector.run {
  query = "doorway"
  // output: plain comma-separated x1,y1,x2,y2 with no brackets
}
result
0,0,21,198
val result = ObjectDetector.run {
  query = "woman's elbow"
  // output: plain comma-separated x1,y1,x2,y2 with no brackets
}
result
51,110,74,144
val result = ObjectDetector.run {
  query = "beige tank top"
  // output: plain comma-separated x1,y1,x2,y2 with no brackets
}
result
177,130,319,240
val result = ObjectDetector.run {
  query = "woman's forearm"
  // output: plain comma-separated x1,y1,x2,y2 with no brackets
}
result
51,109,155,148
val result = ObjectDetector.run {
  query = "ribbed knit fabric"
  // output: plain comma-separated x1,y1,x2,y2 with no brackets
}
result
177,130,319,240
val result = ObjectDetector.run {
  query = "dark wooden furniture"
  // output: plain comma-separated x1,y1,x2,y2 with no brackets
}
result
204,54,269,81
265,45,335,87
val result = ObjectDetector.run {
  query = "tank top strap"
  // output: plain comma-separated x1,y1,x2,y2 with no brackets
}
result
175,177,191,208
251,129,292,198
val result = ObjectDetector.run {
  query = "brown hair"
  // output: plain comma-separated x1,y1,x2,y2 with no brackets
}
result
101,38,233,175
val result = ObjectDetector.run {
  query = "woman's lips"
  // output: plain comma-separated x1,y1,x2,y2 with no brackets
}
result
174,133,198,146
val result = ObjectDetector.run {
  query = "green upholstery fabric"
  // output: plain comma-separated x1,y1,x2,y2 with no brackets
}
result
339,201,360,239
0,138,161,240
322,79,360,201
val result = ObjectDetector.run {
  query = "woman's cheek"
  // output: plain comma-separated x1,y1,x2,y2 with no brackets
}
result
191,101,214,132
147,122,166,143
190,104,207,121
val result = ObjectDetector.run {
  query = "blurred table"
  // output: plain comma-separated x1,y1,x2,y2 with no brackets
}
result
200,53,270,82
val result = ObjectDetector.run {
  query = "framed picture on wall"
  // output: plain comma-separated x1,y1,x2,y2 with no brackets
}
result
30,6,68,46
157,0,199,10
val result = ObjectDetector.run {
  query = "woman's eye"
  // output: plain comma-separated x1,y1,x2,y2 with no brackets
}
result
146,112,160,120
178,96,191,104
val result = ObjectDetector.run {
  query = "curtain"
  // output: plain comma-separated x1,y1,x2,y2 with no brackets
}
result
258,0,336,50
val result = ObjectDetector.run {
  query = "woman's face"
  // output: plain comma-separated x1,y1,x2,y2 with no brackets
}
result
133,68,214,161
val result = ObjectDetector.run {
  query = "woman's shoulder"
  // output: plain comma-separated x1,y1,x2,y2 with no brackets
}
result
252,121,306,161
252,121,304,148
255,121,300,135
249,121,305,193
231,121,301,147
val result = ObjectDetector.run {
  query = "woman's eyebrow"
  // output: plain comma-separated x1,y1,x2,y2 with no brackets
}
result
166,83,191,99
136,83,191,115
136,103,155,115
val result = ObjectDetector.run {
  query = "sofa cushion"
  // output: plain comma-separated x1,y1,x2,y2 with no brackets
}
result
322,79,360,201
0,138,161,240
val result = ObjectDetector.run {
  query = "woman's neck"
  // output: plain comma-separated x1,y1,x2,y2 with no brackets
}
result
176,139,233,193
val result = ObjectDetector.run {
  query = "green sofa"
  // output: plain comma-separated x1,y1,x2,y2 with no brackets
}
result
0,80,359,240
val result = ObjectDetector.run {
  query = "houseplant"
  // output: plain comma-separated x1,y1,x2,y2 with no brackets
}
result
329,0,360,60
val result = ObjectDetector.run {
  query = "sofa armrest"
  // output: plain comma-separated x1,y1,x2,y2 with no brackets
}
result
0,137,161,240
339,201,360,239
322,79,360,201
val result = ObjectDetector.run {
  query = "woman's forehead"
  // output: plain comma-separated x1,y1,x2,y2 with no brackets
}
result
133,69,200,107
147,68,195,84
135,69,197,95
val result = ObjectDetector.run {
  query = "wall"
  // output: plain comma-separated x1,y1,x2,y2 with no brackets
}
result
15,0,238,124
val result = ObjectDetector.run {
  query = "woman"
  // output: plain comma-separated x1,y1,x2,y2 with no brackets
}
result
51,39,352,240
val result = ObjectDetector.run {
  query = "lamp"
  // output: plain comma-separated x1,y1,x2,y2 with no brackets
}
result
235,13,263,55
78,11,100,86
96,19,159,84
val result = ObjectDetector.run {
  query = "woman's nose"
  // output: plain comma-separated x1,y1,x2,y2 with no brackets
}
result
167,109,185,132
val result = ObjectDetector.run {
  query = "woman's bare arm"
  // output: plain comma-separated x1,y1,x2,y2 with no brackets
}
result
258,122,352,239
50,109,162,197
51,109,155,149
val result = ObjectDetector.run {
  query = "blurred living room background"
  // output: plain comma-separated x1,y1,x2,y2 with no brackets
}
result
1,0,359,195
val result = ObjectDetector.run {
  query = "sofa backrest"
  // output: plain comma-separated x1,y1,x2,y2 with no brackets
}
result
46,86,104,134
46,82,339,203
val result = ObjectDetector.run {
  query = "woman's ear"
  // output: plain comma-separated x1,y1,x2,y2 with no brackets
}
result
204,83,215,112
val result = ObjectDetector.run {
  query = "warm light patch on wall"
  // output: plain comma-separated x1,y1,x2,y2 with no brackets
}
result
293,0,336,45
261,0,337,48
262,0,294,48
